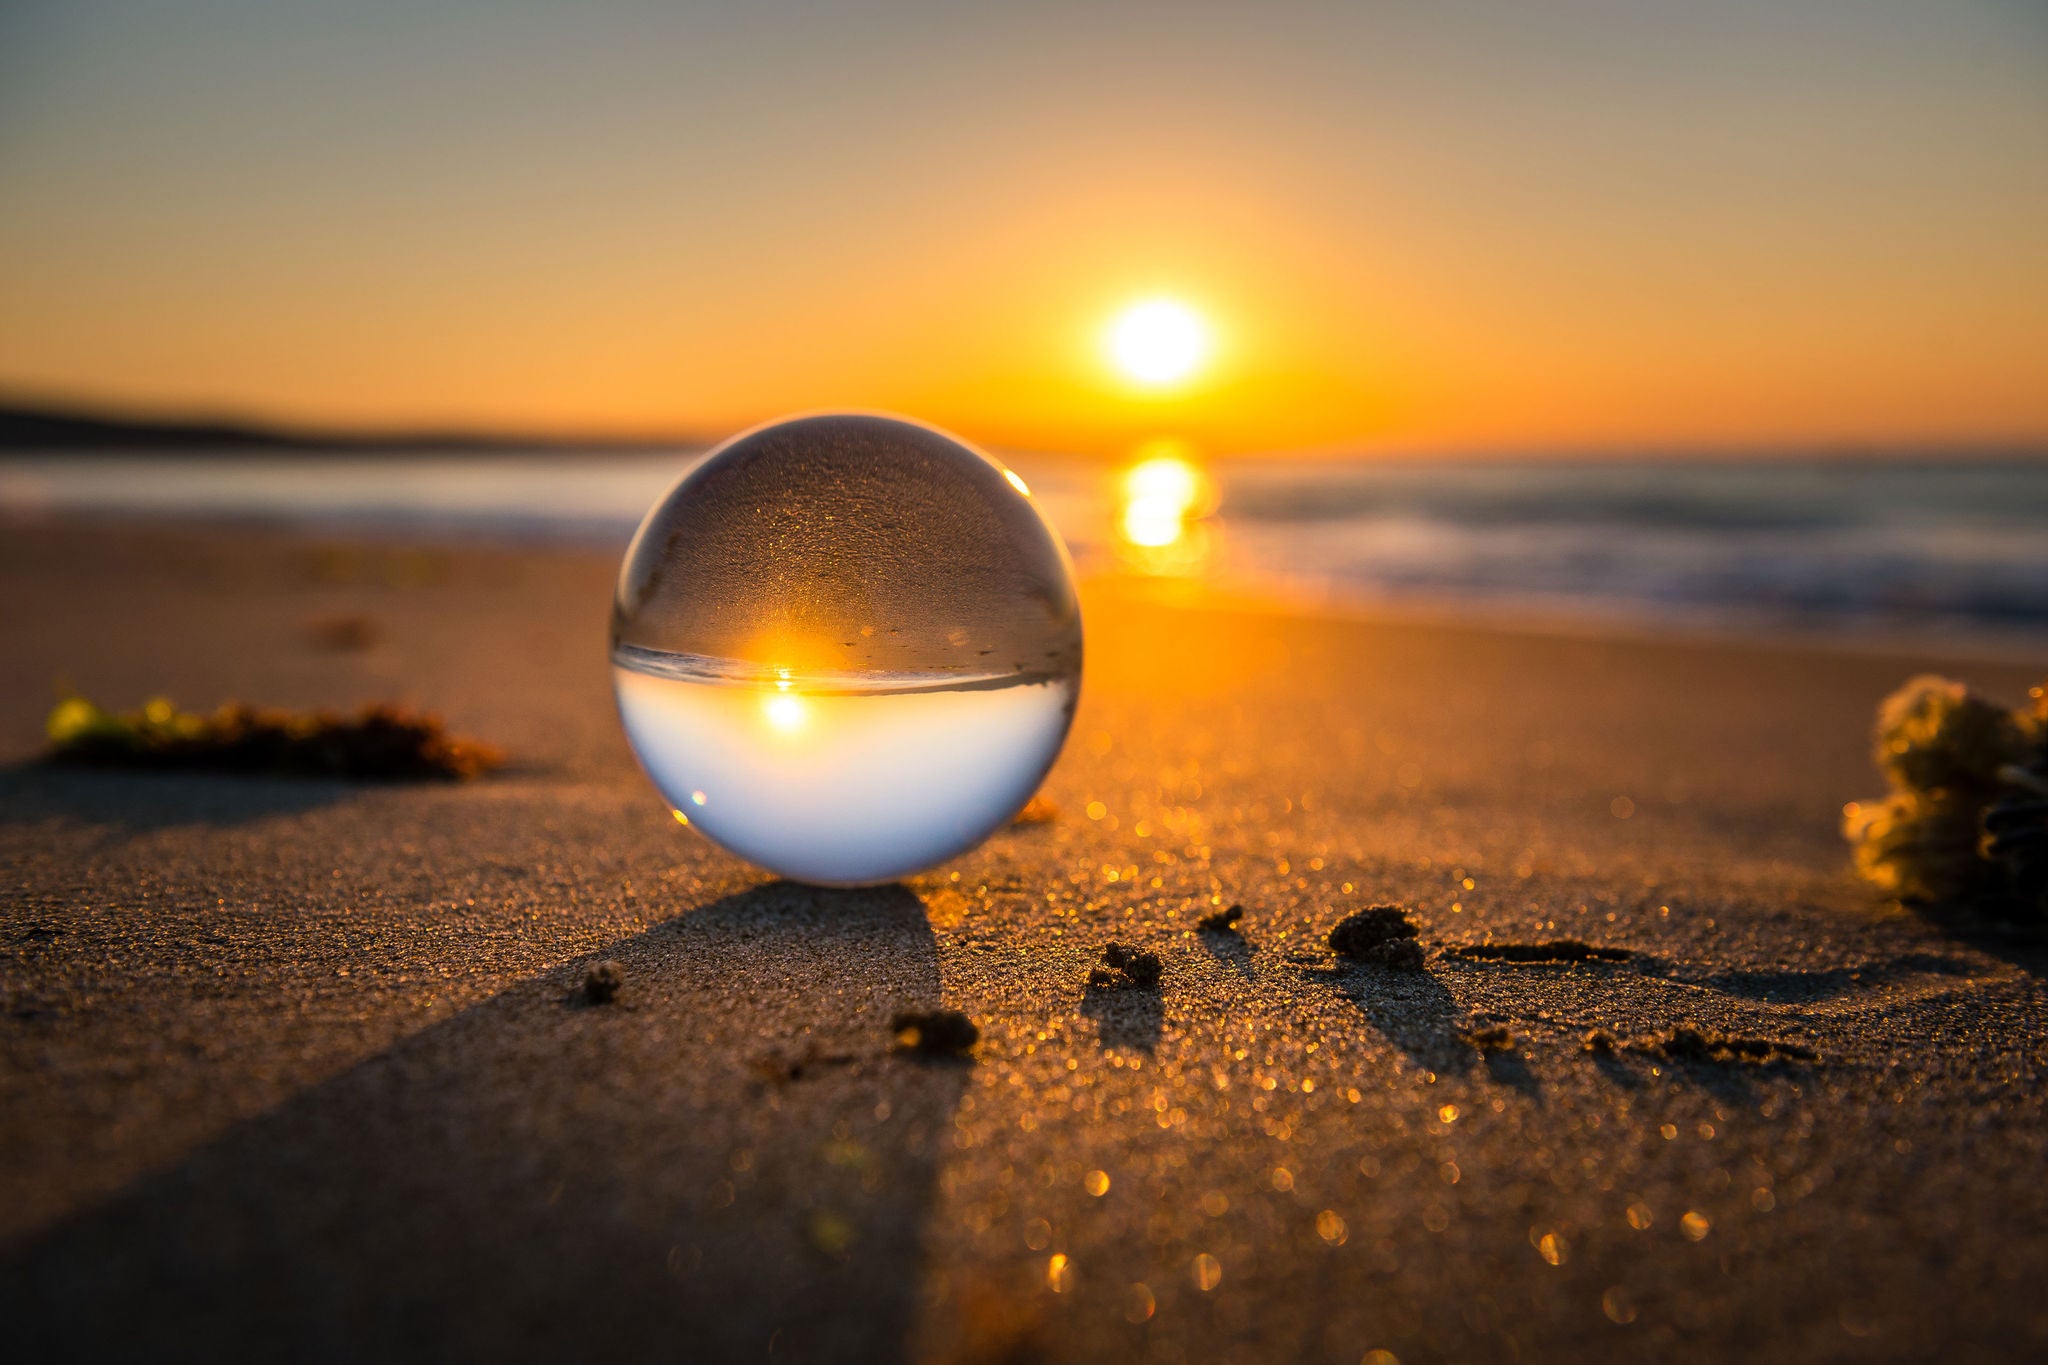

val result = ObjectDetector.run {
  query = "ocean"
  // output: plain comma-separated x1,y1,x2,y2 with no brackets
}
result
5,450,2046,650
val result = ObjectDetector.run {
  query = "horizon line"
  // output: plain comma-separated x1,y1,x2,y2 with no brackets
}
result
4,387,2045,466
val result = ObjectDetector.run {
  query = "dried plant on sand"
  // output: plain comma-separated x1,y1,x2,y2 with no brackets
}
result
44,695,502,782
1843,676,2047,918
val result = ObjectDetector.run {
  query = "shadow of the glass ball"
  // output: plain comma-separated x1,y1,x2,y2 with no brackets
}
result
4,878,968,1364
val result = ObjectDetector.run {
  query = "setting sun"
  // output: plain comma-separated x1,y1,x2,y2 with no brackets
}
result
1107,299,1210,388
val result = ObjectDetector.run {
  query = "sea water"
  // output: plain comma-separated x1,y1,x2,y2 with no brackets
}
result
13,449,2048,645
613,645,1076,886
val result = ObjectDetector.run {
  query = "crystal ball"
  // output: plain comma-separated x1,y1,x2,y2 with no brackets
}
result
612,414,1083,885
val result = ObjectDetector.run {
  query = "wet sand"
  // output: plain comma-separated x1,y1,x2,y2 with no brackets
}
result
3,519,2047,1362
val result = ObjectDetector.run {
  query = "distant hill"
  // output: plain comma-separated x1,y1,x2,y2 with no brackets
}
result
0,398,696,453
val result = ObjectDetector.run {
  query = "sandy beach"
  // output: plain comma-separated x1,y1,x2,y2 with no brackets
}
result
4,518,2047,1363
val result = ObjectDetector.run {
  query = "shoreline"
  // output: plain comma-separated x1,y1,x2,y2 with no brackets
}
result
1117,571,2048,673
9,506,2048,677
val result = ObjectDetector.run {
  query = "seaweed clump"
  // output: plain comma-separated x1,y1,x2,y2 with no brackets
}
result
1329,905,1426,970
1843,676,2048,918
44,695,502,781
1196,903,1244,934
891,1009,979,1056
1088,943,1163,989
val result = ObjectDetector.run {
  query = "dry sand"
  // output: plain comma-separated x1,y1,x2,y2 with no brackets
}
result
3,519,2047,1363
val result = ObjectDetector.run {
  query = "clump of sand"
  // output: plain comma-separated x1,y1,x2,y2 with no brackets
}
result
1581,1025,1815,1066
1088,943,1163,989
1329,906,1426,970
582,961,625,1005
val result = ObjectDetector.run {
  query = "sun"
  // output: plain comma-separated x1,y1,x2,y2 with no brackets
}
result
1107,299,1209,387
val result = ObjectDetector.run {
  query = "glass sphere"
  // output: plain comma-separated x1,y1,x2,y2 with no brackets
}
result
612,414,1083,886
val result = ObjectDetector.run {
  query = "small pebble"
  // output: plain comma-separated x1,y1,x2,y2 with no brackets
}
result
1329,905,1419,960
584,960,625,1005
892,1008,979,1055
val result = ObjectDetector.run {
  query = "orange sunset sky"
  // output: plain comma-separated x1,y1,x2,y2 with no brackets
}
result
2,1,2044,457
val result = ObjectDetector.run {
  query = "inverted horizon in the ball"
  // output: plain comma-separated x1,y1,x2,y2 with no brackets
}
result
611,413,1083,886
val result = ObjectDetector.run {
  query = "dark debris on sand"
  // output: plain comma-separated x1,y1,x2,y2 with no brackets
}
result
1463,1023,1517,1053
43,695,501,781
1648,1025,1817,1065
1196,904,1244,934
582,961,625,1005
891,1009,979,1057
1088,943,1163,989
1329,906,1427,970
1583,1024,1814,1066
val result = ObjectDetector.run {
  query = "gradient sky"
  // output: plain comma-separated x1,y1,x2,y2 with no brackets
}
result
2,0,2044,456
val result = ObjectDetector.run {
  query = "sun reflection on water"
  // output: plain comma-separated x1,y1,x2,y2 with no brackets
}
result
1115,443,1215,574
762,691,808,733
